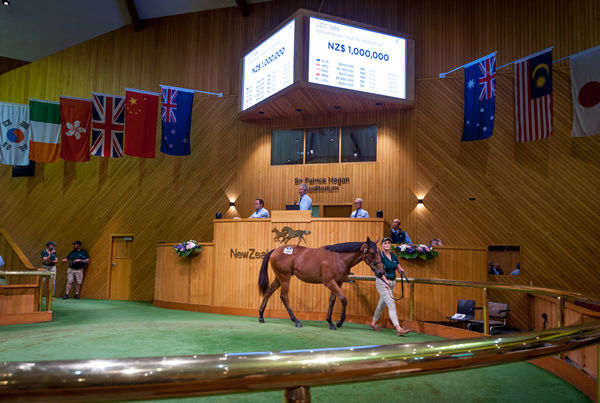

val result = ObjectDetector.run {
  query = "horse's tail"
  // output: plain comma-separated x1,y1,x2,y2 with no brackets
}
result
258,249,274,295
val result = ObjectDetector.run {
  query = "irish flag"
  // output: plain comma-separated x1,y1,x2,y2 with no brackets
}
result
29,99,61,163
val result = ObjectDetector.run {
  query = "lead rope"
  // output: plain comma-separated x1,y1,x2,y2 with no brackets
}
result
387,270,410,301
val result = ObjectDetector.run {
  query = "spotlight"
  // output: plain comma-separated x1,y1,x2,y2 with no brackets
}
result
417,198,424,204
229,201,235,207
2,0,9,6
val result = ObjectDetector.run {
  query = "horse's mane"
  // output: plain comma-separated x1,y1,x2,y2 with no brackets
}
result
324,241,376,253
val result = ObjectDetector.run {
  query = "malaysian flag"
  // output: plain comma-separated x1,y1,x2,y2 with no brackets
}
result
515,49,553,142
462,52,496,141
91,93,126,157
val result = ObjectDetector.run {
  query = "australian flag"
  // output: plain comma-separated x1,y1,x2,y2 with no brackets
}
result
462,53,496,141
160,85,194,156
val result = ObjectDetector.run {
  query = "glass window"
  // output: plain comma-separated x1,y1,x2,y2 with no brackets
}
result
305,127,339,164
341,125,377,162
271,129,304,165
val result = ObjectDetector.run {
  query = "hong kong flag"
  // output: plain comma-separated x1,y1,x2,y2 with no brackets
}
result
124,88,159,158
59,96,92,162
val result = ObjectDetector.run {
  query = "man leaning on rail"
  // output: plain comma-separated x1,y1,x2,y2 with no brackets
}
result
62,240,89,299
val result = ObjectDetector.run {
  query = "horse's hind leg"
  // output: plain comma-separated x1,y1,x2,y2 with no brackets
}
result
258,278,281,323
280,279,302,328
326,292,337,330
325,281,348,329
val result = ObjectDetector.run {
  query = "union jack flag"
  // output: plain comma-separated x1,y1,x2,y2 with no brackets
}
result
91,93,125,157
161,87,178,123
478,55,496,101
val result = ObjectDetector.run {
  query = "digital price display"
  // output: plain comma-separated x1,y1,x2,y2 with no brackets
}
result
242,20,295,111
308,17,407,99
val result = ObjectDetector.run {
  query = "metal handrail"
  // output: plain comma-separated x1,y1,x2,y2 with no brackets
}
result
1,277,599,402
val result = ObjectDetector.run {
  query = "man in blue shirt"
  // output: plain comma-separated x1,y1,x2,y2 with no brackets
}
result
41,241,58,296
350,198,369,218
298,184,312,211
249,199,270,218
390,219,412,244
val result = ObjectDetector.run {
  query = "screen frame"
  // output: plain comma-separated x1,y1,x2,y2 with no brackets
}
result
239,13,304,113
301,11,414,105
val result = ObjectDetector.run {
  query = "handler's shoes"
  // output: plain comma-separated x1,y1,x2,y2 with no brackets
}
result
63,294,69,299
369,324,382,331
74,294,80,299
397,328,409,336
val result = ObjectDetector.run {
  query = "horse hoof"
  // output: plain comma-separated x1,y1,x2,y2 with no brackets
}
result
258,318,264,323
329,324,337,330
295,322,303,328
336,321,344,328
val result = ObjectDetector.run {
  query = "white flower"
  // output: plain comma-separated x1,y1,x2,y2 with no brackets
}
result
66,120,86,140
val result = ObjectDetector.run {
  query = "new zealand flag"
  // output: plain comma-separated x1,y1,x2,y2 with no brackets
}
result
462,53,496,141
160,85,194,156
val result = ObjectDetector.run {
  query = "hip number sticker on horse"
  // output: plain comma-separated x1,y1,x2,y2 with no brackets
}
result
283,247,294,255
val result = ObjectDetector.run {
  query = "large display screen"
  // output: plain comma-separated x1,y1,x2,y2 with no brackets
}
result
308,17,407,99
242,20,295,111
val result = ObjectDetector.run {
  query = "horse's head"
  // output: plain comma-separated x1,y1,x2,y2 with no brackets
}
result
362,236,385,278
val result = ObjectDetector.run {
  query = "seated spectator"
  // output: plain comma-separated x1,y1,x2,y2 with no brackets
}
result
249,198,270,218
510,263,521,276
350,198,369,218
491,263,504,275
390,219,412,244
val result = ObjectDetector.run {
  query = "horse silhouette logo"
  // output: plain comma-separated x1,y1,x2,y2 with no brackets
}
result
272,226,311,245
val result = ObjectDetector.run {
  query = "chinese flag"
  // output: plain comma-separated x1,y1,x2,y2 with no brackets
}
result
124,88,159,158
59,96,92,162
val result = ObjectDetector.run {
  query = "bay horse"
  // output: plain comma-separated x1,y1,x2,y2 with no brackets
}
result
258,237,385,330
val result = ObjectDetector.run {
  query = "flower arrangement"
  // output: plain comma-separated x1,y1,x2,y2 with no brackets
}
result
392,239,441,261
174,240,202,258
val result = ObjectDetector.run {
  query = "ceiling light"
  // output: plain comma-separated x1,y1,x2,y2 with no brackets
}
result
2,0,10,6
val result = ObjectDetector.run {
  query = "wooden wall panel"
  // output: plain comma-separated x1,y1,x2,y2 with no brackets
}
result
0,0,599,314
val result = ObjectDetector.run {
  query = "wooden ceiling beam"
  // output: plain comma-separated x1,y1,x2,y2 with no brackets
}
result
235,0,250,17
124,0,144,31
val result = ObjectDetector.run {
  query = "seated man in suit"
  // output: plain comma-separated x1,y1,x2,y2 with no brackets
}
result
390,218,412,244
249,198,270,218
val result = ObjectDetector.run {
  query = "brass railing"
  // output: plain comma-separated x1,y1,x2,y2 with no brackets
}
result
1,278,599,402
0,270,55,312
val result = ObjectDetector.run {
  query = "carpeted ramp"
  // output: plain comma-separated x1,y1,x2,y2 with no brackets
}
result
0,300,591,402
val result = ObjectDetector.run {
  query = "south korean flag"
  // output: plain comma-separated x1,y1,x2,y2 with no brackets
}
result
0,101,30,166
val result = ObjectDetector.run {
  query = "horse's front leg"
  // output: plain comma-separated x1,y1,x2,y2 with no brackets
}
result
326,292,337,330
325,281,348,329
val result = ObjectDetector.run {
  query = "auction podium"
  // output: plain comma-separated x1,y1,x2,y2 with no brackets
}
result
153,213,487,324
154,212,385,321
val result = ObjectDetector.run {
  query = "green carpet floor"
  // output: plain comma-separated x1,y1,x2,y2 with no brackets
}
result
0,300,591,402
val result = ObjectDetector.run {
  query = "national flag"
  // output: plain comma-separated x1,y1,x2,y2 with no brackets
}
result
0,102,30,166
515,49,553,142
570,46,600,137
29,99,61,162
462,53,496,141
124,88,159,158
160,85,194,156
91,92,126,157
60,96,92,162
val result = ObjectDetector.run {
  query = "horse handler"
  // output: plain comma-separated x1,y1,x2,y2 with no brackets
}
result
370,238,410,336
